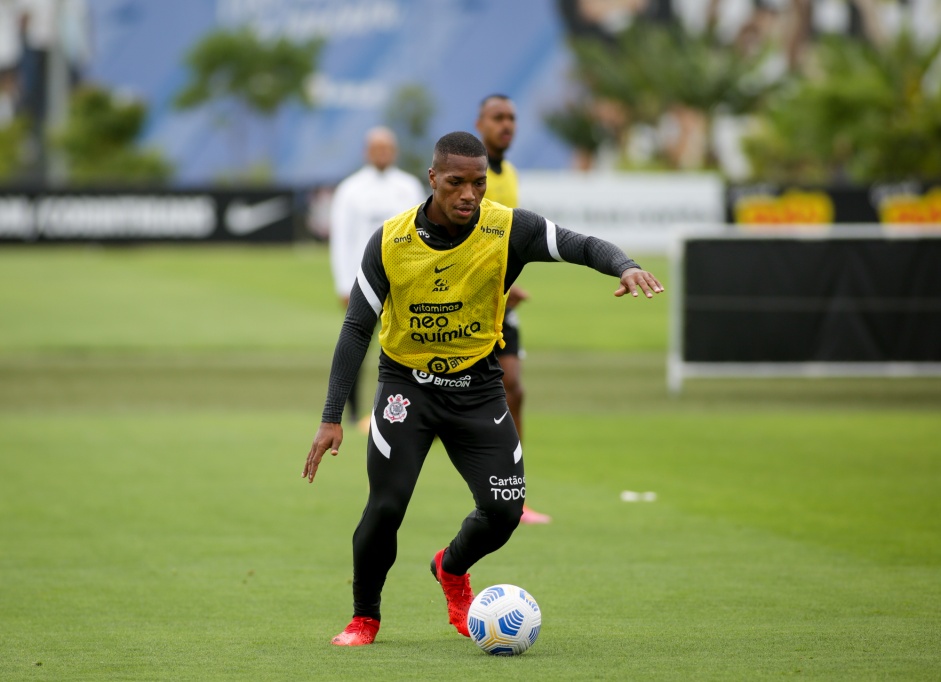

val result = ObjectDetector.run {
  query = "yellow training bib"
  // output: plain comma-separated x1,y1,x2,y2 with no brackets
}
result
486,159,519,208
379,199,513,374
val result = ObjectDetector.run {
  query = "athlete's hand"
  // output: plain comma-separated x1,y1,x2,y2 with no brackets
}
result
615,267,664,299
303,422,343,483
506,284,530,308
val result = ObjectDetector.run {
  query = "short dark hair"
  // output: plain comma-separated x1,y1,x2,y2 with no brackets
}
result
479,93,512,110
432,132,486,169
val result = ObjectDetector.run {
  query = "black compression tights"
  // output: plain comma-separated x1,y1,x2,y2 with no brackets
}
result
349,381,525,620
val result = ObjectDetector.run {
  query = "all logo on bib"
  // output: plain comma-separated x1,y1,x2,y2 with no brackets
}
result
383,394,411,423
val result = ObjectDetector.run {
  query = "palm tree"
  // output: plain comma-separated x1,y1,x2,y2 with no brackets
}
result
175,28,323,182
743,30,941,183
550,18,780,170
384,84,436,182
52,86,172,185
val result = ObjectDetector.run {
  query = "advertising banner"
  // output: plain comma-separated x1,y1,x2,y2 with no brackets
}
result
0,189,298,243
727,182,941,227
519,171,726,253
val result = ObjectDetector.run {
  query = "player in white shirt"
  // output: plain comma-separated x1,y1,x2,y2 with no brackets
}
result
329,127,426,427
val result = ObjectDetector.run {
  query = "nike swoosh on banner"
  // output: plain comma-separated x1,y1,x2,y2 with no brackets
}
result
434,263,454,273
225,197,291,236
494,410,509,424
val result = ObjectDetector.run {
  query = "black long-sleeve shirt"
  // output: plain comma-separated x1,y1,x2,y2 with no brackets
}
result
321,198,639,423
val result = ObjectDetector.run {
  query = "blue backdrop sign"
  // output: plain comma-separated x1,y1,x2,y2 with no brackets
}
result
88,0,575,186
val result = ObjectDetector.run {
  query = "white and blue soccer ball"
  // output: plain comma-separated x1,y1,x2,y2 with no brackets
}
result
467,584,541,656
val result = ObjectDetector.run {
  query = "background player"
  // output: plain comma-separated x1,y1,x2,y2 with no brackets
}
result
329,126,426,430
476,94,550,524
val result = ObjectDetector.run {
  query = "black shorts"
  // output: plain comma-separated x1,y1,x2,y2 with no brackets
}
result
366,380,526,510
495,308,522,358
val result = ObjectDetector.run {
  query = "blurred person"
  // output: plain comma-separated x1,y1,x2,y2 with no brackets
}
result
329,126,426,431
14,2,55,117
305,186,334,241
0,0,20,123
16,1,50,112
14,0,90,177
475,93,551,525
734,1,782,57
58,0,92,87
303,131,663,646
558,0,675,42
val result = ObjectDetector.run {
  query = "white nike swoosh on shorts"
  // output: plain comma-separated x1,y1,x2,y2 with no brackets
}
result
494,410,509,424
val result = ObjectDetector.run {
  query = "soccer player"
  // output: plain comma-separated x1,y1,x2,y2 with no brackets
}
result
303,132,663,647
476,93,550,525
329,127,426,431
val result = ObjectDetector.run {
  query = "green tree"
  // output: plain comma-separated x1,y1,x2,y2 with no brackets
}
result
174,27,323,183
744,31,941,183
0,117,29,181
52,86,172,185
549,21,779,170
384,83,435,182
543,100,616,167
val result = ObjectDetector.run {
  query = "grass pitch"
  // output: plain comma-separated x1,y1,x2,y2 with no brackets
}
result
1,245,939,681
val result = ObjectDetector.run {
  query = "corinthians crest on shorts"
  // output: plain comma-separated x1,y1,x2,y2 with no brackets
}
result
383,394,410,423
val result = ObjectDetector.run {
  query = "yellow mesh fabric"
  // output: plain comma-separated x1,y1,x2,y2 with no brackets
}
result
379,199,513,374
485,160,519,208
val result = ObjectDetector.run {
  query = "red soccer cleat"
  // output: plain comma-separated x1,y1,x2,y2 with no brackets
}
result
330,616,380,646
430,548,474,637
520,504,552,525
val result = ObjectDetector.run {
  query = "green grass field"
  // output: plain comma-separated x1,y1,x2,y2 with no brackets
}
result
1,245,939,681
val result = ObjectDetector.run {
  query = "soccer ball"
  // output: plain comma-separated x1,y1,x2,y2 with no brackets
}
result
467,584,541,656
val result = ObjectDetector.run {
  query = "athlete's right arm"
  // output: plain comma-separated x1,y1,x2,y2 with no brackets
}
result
304,422,342,483
320,229,389,423
306,232,387,482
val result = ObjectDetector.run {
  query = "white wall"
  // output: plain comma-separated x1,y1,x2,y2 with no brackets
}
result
518,171,727,255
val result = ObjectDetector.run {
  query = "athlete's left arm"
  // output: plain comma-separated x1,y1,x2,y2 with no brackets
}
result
507,209,664,298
